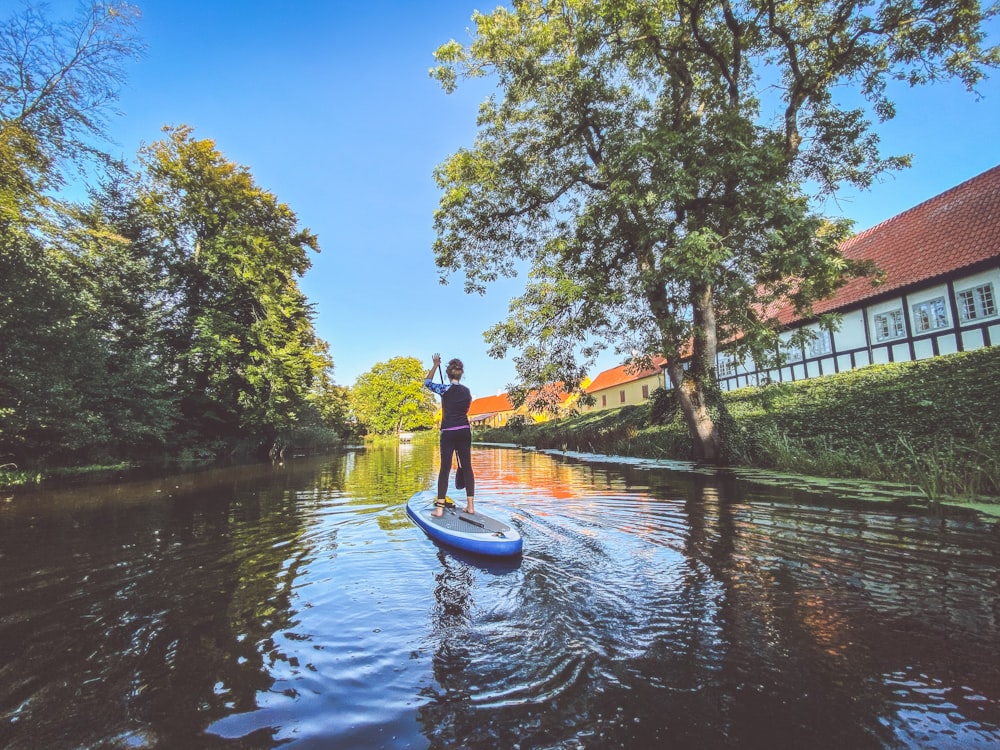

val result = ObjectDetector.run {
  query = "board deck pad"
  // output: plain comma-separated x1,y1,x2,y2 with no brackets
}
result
425,507,511,534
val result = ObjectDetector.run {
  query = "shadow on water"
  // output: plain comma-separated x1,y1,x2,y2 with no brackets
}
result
0,443,997,749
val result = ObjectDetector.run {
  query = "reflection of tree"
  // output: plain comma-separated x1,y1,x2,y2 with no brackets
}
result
343,441,435,506
671,474,897,749
0,456,347,750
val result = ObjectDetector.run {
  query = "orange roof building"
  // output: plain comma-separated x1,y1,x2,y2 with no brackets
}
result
584,358,667,412
468,393,516,429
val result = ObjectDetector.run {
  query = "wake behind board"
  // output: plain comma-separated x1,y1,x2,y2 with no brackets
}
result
406,490,522,557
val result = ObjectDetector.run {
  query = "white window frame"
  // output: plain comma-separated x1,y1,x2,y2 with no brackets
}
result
957,282,997,322
873,308,906,342
809,330,833,357
912,296,949,333
782,340,803,362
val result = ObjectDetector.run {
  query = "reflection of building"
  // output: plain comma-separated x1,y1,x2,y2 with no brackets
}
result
582,358,667,412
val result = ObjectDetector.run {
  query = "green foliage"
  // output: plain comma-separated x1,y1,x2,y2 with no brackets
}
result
731,348,1000,453
133,125,329,451
350,357,438,435
432,0,999,462
0,4,341,467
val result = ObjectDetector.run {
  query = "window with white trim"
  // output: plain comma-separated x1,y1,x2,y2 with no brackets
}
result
782,340,803,362
912,296,949,333
619,390,626,403
873,308,906,342
809,330,832,357
958,283,996,322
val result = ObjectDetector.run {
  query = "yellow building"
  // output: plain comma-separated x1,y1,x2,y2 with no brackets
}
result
469,380,590,427
583,358,667,412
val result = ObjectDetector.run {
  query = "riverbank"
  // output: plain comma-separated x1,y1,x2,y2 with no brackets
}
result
479,346,1000,512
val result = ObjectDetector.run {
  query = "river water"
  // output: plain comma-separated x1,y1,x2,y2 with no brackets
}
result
1,442,998,750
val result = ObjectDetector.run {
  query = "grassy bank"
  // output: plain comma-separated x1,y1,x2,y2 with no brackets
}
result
480,346,1000,505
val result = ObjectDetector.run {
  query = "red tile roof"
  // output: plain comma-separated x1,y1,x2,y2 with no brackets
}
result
772,164,1000,325
586,357,667,393
469,393,513,416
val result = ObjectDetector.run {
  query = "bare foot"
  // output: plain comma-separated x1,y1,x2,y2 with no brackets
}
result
463,498,475,515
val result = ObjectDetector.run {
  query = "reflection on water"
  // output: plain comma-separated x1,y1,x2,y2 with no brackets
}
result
0,443,997,749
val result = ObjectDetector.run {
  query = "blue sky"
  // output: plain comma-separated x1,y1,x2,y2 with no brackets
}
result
78,1,1000,398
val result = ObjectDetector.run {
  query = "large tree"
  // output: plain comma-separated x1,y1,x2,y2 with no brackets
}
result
431,0,999,462
0,1,143,465
134,125,331,452
350,357,438,435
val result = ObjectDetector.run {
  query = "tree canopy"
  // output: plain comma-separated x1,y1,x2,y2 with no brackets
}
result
0,3,349,467
133,125,330,447
431,0,999,461
351,357,438,435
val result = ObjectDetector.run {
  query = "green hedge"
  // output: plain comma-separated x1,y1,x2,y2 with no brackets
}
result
480,346,1000,500
728,347,1000,449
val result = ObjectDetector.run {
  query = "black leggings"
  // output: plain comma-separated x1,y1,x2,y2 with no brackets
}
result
438,428,474,499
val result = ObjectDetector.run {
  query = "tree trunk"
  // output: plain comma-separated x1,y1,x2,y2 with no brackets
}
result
667,360,722,463
664,282,723,463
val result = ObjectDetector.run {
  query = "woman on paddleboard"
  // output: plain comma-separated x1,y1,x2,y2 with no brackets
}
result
424,353,475,518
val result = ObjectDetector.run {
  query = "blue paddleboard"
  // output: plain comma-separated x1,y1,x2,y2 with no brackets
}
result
406,490,522,557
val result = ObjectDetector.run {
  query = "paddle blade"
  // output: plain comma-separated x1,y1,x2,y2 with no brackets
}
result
455,466,465,490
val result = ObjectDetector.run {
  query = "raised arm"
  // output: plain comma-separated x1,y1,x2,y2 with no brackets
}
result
425,353,442,381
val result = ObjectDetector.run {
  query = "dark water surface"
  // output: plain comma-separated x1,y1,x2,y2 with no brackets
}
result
1,443,998,749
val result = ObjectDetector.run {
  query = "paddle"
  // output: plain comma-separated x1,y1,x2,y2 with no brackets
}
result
438,361,466,491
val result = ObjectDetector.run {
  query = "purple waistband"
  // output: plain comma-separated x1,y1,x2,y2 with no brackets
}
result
441,424,471,432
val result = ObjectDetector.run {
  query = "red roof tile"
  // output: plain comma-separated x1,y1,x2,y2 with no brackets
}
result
772,164,1000,324
586,357,667,393
469,393,513,416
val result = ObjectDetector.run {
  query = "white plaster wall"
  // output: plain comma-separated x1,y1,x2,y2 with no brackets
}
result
938,333,959,355
913,338,935,359
962,328,986,350
834,310,868,351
